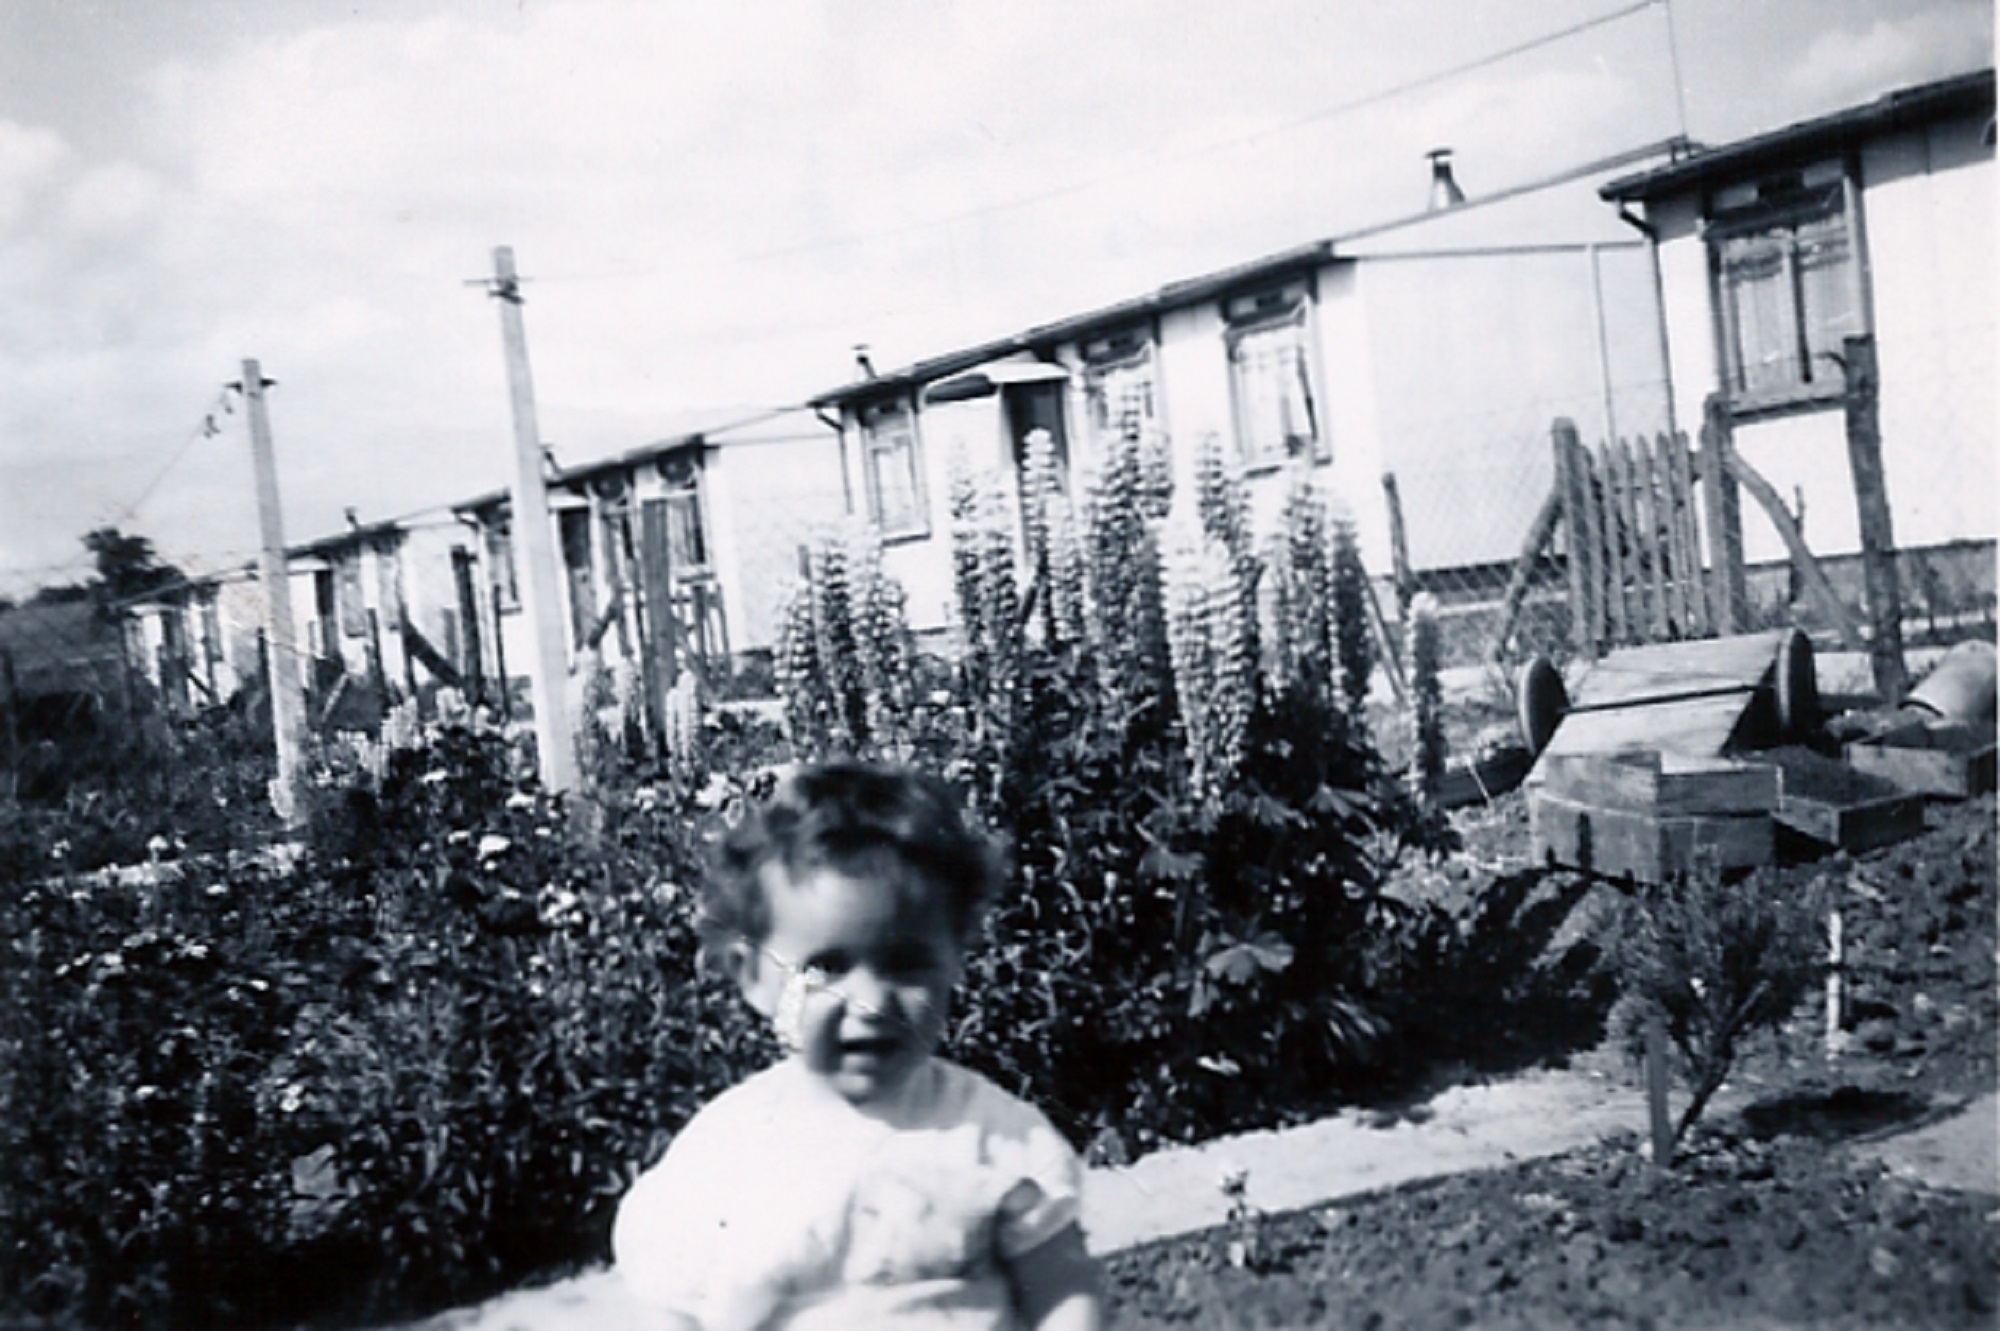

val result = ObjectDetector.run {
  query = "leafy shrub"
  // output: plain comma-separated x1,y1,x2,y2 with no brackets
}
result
779,432,1455,1154
0,720,771,1329
1605,863,1831,1152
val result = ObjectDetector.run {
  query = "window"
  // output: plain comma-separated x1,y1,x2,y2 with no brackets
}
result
859,398,929,539
485,520,520,613
1224,284,1323,468
658,453,710,574
1710,160,1865,410
1081,328,1160,460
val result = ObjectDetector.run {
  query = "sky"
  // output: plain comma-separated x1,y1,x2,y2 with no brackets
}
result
0,0,1990,586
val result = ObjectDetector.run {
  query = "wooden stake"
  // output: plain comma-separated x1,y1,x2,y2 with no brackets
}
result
1645,1004,1674,1167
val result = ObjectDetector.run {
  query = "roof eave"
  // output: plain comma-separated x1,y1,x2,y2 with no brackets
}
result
1601,67,1995,202
808,239,1338,410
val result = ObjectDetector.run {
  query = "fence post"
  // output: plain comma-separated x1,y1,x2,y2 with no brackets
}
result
1552,419,1593,658
1841,335,1906,704
1698,395,1747,634
1380,471,1415,622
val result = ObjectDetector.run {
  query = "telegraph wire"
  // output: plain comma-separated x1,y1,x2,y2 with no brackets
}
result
97,381,245,533
737,0,1664,262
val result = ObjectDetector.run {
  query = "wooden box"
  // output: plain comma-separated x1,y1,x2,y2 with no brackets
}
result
1772,791,1927,854
1530,752,1778,883
1844,719,1997,800
1539,750,1781,817
1529,790,1773,883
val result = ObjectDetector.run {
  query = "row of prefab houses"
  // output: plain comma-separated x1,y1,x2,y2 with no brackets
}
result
99,70,1998,739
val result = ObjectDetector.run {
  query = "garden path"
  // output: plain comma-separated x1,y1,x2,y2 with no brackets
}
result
393,1068,1995,1331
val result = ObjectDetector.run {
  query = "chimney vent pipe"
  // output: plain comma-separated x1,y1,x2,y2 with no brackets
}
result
1427,148,1466,211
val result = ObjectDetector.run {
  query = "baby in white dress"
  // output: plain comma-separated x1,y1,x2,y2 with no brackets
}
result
613,762,1103,1330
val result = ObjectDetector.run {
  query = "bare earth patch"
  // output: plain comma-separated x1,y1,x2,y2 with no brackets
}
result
1105,794,1998,1329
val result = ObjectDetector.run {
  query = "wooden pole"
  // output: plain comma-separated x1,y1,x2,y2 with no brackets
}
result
1840,335,1906,704
1725,450,1866,651
1645,1005,1675,1167
487,246,579,792
1592,443,1624,643
1698,395,1747,634
241,360,308,827
1381,471,1415,621
1486,487,1561,666
1552,419,1595,658
449,545,486,706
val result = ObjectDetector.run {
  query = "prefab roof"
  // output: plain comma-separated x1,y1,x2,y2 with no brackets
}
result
809,239,1337,410
809,138,1685,411
1601,67,1995,203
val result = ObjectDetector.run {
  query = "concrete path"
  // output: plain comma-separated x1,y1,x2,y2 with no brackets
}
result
1854,1090,1999,1197
394,1065,1669,1331
402,1067,1997,1331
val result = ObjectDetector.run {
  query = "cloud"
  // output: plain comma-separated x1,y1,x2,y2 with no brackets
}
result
0,118,68,229
1783,5,1994,106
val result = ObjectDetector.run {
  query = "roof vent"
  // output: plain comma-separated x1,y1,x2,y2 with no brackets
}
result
1427,148,1466,211
853,343,877,381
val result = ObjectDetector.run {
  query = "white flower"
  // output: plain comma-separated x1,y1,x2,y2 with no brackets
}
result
205,882,230,898
279,1083,305,1114
506,791,535,810
49,839,69,862
146,834,171,860
476,834,511,859
420,769,448,786
447,829,471,845
632,785,660,810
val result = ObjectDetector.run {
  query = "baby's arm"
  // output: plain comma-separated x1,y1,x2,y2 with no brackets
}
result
1006,1222,1104,1331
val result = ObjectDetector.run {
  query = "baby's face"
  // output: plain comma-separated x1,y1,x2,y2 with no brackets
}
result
747,864,965,1107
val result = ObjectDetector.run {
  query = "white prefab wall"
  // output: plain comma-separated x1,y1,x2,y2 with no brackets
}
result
1355,244,1668,573
1654,113,1996,565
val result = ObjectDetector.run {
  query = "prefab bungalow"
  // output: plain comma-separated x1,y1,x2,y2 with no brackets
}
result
1599,69,1996,614
285,511,475,727
808,148,1678,638
453,407,845,727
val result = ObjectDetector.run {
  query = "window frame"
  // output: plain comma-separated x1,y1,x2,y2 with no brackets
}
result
656,452,713,577
1222,281,1327,471
1081,326,1162,463
857,396,931,542
1705,157,1870,417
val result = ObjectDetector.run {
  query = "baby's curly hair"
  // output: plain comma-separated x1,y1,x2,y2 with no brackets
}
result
700,762,1003,966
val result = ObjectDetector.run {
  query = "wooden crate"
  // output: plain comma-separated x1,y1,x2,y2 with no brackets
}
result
1529,789,1772,883
1530,753,1777,882
1772,791,1927,854
1540,750,1781,816
1844,718,1997,800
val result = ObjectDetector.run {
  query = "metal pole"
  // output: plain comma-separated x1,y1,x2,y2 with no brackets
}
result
1587,243,1619,444
487,247,579,792
242,360,308,826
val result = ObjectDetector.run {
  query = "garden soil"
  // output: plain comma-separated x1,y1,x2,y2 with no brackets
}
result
402,793,1996,1331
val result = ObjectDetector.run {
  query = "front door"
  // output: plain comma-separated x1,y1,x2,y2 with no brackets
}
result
1005,380,1070,481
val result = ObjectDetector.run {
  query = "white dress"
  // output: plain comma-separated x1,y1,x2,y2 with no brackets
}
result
613,1056,1084,1330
